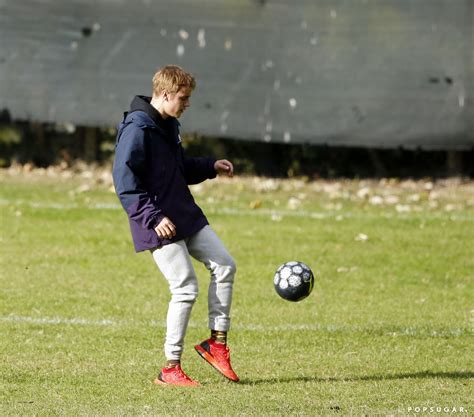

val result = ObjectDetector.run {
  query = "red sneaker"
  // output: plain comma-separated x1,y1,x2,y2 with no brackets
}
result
153,364,200,387
194,339,240,382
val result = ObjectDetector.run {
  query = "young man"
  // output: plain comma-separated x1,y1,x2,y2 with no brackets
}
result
112,65,239,386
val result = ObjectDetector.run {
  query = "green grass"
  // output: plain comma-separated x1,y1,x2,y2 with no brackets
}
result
1,170,473,416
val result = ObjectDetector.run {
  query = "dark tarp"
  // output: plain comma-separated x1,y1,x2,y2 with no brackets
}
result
0,0,473,149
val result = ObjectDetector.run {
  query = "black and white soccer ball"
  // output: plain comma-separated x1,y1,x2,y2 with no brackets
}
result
274,261,314,302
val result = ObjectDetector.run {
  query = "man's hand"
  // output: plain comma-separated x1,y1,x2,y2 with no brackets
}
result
214,159,234,177
154,217,176,239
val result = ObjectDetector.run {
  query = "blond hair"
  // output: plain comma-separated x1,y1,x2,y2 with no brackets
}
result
152,65,196,96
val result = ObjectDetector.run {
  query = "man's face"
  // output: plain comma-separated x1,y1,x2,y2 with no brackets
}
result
163,87,192,118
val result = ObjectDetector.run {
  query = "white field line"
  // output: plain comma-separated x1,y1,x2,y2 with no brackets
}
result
0,315,470,337
0,199,473,222
209,207,474,222
0,199,120,210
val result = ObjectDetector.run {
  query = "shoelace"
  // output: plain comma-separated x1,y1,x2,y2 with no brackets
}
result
213,344,231,362
177,368,193,381
168,366,193,382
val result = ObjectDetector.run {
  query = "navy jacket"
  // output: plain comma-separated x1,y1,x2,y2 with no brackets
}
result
112,96,217,252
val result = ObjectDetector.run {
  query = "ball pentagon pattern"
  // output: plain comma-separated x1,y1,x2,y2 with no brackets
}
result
273,261,314,302
288,274,302,287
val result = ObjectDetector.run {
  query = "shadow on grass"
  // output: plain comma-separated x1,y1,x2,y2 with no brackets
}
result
240,370,474,385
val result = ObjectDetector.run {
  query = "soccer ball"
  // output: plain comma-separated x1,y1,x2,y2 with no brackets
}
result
274,261,314,302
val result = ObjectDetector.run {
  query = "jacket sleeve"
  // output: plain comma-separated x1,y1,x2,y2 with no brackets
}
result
112,125,164,229
182,147,217,185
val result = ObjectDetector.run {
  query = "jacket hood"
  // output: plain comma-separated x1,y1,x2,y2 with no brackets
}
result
126,95,179,131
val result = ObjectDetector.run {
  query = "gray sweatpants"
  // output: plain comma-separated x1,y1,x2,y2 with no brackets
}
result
151,225,236,361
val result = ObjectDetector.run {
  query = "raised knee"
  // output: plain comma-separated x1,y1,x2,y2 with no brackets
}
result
227,258,237,276
214,258,236,283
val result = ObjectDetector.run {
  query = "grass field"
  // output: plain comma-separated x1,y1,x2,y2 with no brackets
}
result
1,166,473,416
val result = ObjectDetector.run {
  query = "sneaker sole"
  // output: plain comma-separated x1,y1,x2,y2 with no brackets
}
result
194,344,240,382
153,377,200,387
153,377,166,386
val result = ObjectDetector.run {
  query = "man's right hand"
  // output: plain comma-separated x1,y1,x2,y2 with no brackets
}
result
154,217,176,239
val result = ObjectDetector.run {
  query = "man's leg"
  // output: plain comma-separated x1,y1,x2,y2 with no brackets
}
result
188,225,239,382
187,225,236,333
151,241,199,362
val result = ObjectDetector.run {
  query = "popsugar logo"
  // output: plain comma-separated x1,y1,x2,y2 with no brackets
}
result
407,406,467,414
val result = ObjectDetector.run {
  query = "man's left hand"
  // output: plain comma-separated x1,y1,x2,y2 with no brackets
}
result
214,159,234,177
